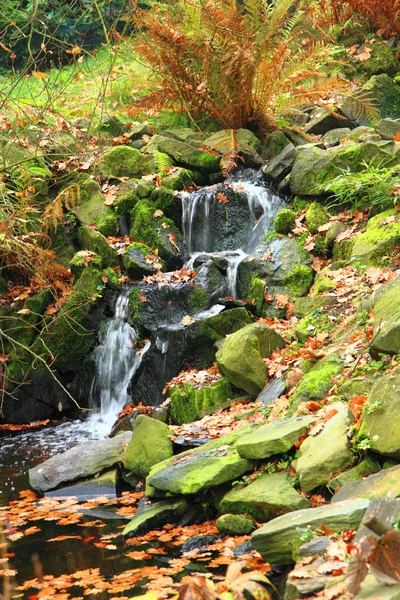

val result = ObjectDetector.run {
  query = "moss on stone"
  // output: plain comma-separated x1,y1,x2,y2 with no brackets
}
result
128,287,143,328
73,178,119,234
124,415,174,478
305,202,329,235
7,289,53,349
294,311,332,344
274,208,296,235
286,264,314,300
293,197,311,212
247,276,265,316
187,286,208,313
96,213,119,237
359,43,398,79
78,225,118,268
170,377,234,425
162,168,193,191
216,513,254,535
290,354,344,411
98,146,155,179
70,250,102,279
122,242,155,278
113,181,140,217
312,273,336,295
102,267,121,289
351,209,400,266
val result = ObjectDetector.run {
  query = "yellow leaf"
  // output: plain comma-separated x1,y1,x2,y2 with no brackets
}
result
32,71,48,79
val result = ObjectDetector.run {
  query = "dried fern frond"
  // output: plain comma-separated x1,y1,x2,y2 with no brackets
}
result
340,91,380,124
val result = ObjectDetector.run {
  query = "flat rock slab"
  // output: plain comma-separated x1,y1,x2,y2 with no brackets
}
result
122,498,190,537
333,465,400,502
45,469,118,501
236,416,315,460
29,432,132,492
147,425,255,496
256,377,286,407
219,472,310,522
251,498,369,565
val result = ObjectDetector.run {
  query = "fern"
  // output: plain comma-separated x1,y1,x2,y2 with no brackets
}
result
341,91,380,124
154,151,174,173
42,185,79,232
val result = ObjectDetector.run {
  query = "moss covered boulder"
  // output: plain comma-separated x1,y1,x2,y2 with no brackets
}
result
274,208,296,235
130,201,182,269
293,296,335,319
123,498,190,538
251,498,369,565
170,377,234,425
70,250,102,279
219,472,310,522
73,178,119,236
357,370,400,459
123,415,173,478
146,425,255,496
305,202,329,235
146,135,221,173
294,310,332,344
98,146,155,179
122,242,155,278
3,289,53,350
295,409,354,493
289,354,344,411
328,458,380,492
370,275,400,355
216,514,254,535
333,465,400,503
236,416,315,460
78,226,118,268
350,209,400,266
261,130,291,161
216,323,286,396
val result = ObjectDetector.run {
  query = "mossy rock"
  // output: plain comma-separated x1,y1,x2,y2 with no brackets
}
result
358,74,400,120
295,311,333,344
261,130,291,161
122,242,155,279
333,465,400,503
312,272,336,295
73,178,119,236
216,513,254,535
246,276,265,316
290,353,344,411
123,415,174,478
4,289,53,350
170,377,233,425
328,458,380,492
98,146,155,179
350,209,400,267
370,275,400,355
49,224,76,267
39,267,104,372
293,296,335,319
130,200,182,269
358,43,398,79
70,250,102,279
216,323,286,396
78,226,118,269
145,135,221,173
219,472,311,522
112,180,140,217
274,208,296,235
102,267,122,289
162,168,193,191
123,498,190,537
305,202,329,235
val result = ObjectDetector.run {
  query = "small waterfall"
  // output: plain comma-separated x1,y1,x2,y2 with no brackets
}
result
182,172,285,298
88,289,150,437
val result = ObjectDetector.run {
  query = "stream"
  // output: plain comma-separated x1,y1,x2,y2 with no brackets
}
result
0,171,284,597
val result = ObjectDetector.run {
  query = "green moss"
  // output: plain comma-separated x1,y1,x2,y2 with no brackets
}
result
129,200,181,263
170,377,233,425
290,355,344,411
359,43,398,79
96,213,119,237
70,250,102,279
294,312,331,344
129,287,144,328
151,187,175,212
187,286,208,313
312,273,336,295
102,267,121,289
6,289,53,349
293,197,310,212
247,276,265,316
78,226,118,268
162,168,193,191
98,146,155,179
122,242,156,278
113,182,140,217
216,513,254,535
124,415,173,478
274,208,296,235
351,209,400,266
286,264,314,300
332,237,355,262
305,202,329,235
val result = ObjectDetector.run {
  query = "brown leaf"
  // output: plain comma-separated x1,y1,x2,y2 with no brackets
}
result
370,529,400,584
345,557,369,595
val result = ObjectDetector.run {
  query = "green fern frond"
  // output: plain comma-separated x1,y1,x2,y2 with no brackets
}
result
154,151,174,173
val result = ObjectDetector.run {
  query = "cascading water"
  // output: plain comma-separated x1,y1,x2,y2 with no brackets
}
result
88,289,150,436
182,171,285,299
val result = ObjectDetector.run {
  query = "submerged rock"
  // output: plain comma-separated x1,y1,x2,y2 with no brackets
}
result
29,431,132,492
219,472,310,522
123,415,173,478
216,322,286,396
251,498,369,565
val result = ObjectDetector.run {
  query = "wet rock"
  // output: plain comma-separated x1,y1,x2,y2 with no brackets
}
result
251,498,369,565
295,409,354,493
262,143,295,181
219,472,310,522
261,130,292,161
29,431,132,492
299,536,332,557
146,425,255,496
78,225,119,268
123,497,190,537
45,469,119,500
181,535,220,553
233,540,254,556
333,465,400,502
121,242,155,278
123,415,173,478
357,370,400,458
236,416,315,460
216,322,286,396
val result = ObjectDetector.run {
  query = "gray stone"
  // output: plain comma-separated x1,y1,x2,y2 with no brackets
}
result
295,409,354,493
375,119,400,140
261,130,291,160
236,416,315,460
321,128,351,145
370,274,400,355
251,498,369,565
219,472,310,522
45,470,118,500
29,432,132,492
333,465,400,502
256,377,286,406
122,497,190,537
262,143,295,181
305,107,355,135
299,536,332,557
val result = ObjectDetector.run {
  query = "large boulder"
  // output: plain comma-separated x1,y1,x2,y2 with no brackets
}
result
123,415,173,478
333,465,400,502
357,371,400,459
146,135,221,173
29,432,132,491
370,275,400,355
295,409,354,493
251,498,370,565
170,377,234,425
216,323,286,396
219,472,310,522
350,209,400,267
146,425,255,496
73,178,119,236
98,146,155,179
236,416,315,460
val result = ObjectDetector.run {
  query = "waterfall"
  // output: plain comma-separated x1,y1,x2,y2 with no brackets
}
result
182,173,285,298
88,289,150,437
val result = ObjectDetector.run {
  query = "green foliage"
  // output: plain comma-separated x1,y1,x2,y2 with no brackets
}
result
325,160,400,210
